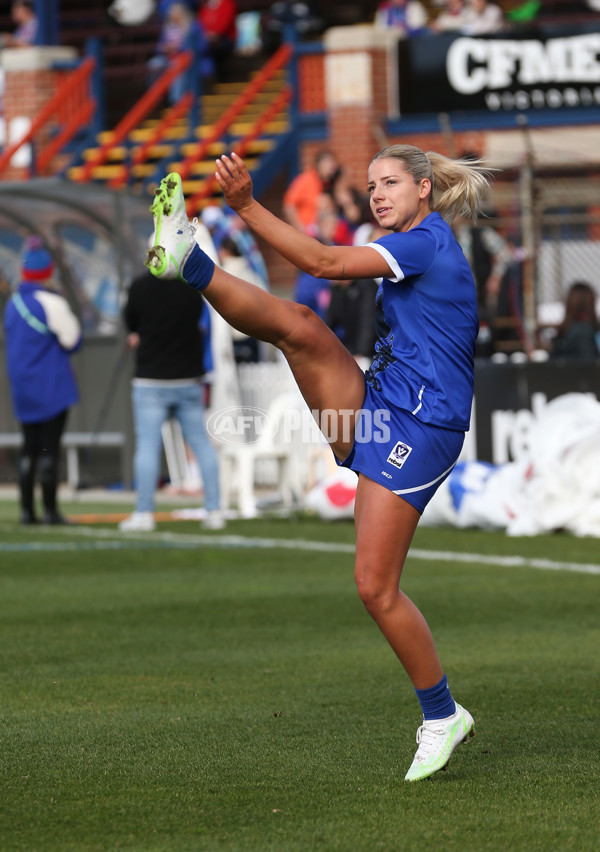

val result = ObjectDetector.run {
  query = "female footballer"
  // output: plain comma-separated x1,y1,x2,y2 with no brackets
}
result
145,144,491,781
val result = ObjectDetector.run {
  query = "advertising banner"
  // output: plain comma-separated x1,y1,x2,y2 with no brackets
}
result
398,30,600,115
473,360,600,463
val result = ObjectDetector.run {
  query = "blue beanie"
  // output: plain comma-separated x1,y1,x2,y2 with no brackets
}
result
22,236,54,281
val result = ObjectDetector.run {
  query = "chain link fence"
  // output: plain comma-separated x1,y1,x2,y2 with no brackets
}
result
470,166,600,355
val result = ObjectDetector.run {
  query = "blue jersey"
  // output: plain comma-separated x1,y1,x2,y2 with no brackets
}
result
366,212,478,431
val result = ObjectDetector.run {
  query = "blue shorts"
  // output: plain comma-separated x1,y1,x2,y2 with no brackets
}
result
338,382,465,513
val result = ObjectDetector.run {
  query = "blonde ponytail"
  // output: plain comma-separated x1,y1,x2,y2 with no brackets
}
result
371,145,493,223
427,152,492,222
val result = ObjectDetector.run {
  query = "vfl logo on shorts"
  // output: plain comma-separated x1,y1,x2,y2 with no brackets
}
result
386,440,413,470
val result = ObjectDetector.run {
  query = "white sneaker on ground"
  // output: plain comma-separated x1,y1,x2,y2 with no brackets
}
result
404,702,474,782
202,510,226,531
145,172,196,280
119,511,156,532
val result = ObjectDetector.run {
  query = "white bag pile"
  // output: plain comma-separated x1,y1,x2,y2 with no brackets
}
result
422,393,600,537
305,393,600,537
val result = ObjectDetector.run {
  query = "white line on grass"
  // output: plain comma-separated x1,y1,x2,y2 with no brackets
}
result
1,525,599,575
409,548,600,575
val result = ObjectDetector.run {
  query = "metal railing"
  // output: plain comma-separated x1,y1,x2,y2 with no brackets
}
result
107,92,194,190
73,50,194,183
74,41,294,210
185,83,293,214
167,43,294,215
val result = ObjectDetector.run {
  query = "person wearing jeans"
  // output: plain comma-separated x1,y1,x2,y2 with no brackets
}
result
119,267,224,532
130,381,220,515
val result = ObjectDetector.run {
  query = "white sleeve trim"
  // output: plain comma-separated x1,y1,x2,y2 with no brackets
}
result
33,290,81,349
367,241,405,283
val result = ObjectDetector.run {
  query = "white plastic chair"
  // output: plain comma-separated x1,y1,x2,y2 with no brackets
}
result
219,390,317,517
161,418,189,489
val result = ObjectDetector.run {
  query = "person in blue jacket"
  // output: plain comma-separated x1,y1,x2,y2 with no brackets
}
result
3,237,82,524
144,143,491,782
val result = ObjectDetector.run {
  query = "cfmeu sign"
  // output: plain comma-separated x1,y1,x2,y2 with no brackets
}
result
398,30,600,115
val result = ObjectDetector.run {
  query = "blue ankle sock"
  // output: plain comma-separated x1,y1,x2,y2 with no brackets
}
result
415,674,456,721
182,243,215,291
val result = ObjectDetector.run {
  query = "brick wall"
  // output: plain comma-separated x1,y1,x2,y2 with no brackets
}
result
1,47,78,179
2,68,61,179
298,53,326,114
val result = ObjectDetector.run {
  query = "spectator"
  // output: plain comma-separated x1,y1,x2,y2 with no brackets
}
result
3,237,82,525
200,204,231,249
262,1,322,52
504,1,542,25
235,10,262,55
431,0,471,32
315,193,355,246
453,215,515,356
293,198,358,321
148,2,213,104
374,0,429,36
326,224,388,372
283,149,341,233
218,235,268,290
197,0,237,81
551,281,600,360
108,0,157,26
119,262,224,532
1,0,38,47
326,275,380,371
331,169,371,235
157,0,188,17
293,269,331,322
461,0,505,35
201,204,269,285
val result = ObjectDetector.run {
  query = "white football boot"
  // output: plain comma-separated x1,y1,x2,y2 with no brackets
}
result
145,172,196,280
404,702,475,782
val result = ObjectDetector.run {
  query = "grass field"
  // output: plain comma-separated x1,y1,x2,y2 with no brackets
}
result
1,497,599,852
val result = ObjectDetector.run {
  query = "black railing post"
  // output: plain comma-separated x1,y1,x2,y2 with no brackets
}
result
86,38,106,138
283,21,300,179
36,0,59,46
